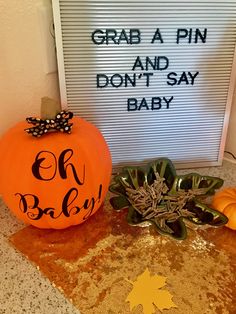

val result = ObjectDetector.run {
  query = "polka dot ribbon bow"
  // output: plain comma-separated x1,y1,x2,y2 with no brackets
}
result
25,110,74,137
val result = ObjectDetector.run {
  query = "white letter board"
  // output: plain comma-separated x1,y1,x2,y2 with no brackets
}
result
52,0,236,169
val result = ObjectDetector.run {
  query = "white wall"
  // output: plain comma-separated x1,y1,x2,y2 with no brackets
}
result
0,0,60,135
225,91,236,155
0,0,236,157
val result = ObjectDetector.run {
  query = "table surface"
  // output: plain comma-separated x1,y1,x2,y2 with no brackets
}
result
1,160,236,314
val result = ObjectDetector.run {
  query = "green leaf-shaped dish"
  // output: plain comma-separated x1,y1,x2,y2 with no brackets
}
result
109,158,228,240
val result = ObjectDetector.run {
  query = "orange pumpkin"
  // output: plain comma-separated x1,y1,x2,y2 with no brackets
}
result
0,116,112,229
212,188,236,230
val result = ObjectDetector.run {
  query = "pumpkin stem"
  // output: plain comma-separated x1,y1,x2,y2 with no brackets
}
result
25,98,73,137
41,97,61,120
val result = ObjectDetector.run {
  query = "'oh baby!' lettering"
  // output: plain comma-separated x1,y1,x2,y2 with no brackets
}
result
15,149,103,221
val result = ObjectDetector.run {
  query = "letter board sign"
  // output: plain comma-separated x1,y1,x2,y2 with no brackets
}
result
52,0,236,168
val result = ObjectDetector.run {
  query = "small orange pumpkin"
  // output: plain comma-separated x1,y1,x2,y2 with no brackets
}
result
0,104,112,229
212,188,236,230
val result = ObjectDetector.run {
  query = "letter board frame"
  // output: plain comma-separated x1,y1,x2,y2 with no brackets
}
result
52,0,236,169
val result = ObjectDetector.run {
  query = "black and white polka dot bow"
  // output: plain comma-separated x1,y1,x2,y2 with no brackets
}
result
25,110,74,137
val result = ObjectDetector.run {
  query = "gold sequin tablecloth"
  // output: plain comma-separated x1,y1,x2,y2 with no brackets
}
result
10,195,236,314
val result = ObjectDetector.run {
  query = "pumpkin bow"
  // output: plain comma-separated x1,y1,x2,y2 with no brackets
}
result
25,110,73,137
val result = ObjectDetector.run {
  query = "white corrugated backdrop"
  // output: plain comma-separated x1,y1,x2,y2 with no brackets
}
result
52,0,236,169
